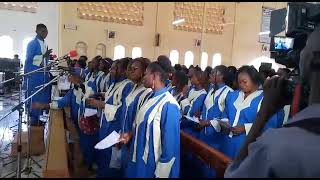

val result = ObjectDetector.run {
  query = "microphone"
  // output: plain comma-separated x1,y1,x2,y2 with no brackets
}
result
49,50,78,65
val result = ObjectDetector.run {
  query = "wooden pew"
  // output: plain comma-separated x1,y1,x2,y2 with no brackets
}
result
43,109,70,178
180,131,231,178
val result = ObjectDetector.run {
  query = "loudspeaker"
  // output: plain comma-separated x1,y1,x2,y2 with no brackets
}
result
195,39,201,47
155,33,160,47
109,31,116,39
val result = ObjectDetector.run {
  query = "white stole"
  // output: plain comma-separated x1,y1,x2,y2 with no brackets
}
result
229,90,263,137
132,92,179,178
121,84,146,131
180,88,206,116
103,79,131,122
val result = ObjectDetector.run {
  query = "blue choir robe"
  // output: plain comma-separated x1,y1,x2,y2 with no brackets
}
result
95,71,105,92
83,71,99,99
165,79,172,90
96,78,133,178
199,83,233,150
95,71,112,93
180,87,207,137
24,36,52,125
76,71,101,167
50,87,83,128
119,84,151,172
219,90,263,159
256,98,288,132
125,88,181,178
168,86,184,104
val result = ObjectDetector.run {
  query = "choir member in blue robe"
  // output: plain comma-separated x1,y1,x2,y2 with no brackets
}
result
196,65,233,177
219,66,264,160
156,55,173,89
121,60,181,178
168,70,189,104
180,67,207,138
255,97,289,132
87,58,133,178
117,57,151,175
198,65,233,150
77,56,103,169
83,56,102,98
32,67,85,129
95,58,112,93
24,24,52,126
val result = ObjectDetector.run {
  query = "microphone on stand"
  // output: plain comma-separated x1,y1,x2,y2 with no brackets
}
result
49,50,78,66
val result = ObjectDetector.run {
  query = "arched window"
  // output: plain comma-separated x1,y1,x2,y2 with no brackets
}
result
0,35,14,58
75,41,88,56
200,52,208,70
169,50,179,66
114,45,125,59
132,47,142,59
212,53,222,68
184,51,194,68
22,37,33,66
96,43,106,57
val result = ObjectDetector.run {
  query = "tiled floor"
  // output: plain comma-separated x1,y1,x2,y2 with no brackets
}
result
0,92,45,178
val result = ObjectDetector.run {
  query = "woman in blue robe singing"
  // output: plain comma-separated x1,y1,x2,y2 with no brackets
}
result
168,70,189,104
121,60,181,178
77,56,102,169
95,58,113,93
180,67,207,138
117,57,151,175
32,67,85,130
198,65,233,150
218,66,264,160
195,65,233,177
87,58,133,178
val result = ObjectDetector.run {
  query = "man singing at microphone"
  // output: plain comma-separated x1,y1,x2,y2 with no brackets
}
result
24,23,53,126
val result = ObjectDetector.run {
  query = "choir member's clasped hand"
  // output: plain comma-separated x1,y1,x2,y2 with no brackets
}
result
231,125,245,135
219,121,232,134
119,132,133,146
197,120,210,129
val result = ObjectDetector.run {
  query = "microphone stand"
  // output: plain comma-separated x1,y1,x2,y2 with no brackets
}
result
0,55,67,86
0,74,61,178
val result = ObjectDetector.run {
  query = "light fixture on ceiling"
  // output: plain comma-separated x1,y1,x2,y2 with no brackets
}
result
259,31,270,35
172,18,185,25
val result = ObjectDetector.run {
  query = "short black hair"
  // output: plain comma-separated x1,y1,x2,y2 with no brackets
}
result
174,64,182,72
181,66,189,74
118,57,132,71
157,55,174,74
36,23,47,31
214,65,228,82
237,65,262,86
194,65,202,72
228,66,237,75
133,57,151,72
148,60,172,83
79,55,88,62
77,57,87,69
205,66,213,74
174,70,188,88
101,57,113,70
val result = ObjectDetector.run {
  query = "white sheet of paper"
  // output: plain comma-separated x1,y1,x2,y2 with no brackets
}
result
53,96,63,101
184,115,200,123
84,108,97,117
94,131,120,150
